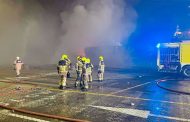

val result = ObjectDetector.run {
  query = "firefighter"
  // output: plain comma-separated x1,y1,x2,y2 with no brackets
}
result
57,54,69,89
75,56,83,87
81,57,88,91
64,55,71,78
98,56,105,81
14,56,24,77
86,58,94,82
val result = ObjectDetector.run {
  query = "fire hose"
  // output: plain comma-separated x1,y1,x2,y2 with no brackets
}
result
156,79,190,95
0,104,89,122
0,80,90,122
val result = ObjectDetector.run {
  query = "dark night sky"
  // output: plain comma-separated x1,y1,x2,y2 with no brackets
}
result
129,0,190,46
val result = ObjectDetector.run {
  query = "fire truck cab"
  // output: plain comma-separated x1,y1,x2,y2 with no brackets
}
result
157,41,190,77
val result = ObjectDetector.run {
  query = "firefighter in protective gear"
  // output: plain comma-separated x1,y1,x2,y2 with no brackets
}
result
14,56,24,77
80,57,86,82
57,54,69,89
75,56,83,87
62,54,71,78
98,56,105,81
81,57,89,90
86,58,94,82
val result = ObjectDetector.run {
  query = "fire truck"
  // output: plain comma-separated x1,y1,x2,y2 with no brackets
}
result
157,26,190,77
157,28,190,77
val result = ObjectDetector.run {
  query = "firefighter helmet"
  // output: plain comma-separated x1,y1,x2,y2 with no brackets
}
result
81,57,86,62
61,54,68,60
99,56,104,61
86,58,91,63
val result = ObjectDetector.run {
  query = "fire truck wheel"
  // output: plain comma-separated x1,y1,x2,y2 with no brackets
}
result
182,66,190,77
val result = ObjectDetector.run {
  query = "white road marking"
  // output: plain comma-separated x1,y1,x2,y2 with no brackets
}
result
21,93,59,108
17,77,31,79
149,114,190,122
10,99,25,103
3,75,189,107
89,105,150,118
48,86,190,106
5,77,15,80
9,74,185,107
5,72,57,81
89,105,190,121
110,82,151,94
0,110,50,122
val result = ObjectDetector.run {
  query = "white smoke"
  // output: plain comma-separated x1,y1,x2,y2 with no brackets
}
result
0,0,25,65
0,0,137,67
55,0,137,62
0,0,60,65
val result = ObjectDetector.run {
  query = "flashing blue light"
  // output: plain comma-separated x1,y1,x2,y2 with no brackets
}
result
156,107,160,110
156,43,160,48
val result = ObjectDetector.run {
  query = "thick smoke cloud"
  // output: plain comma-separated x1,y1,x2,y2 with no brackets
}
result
0,0,60,65
56,0,137,62
56,0,137,67
0,0,137,67
0,0,25,65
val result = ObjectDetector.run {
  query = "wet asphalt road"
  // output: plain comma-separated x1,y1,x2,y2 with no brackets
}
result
0,67,190,122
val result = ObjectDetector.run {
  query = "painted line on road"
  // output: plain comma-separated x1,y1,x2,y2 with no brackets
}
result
47,88,190,106
110,76,169,95
90,105,190,121
2,75,190,106
0,110,49,122
110,82,152,95
89,105,150,118
5,72,57,81
149,114,190,122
